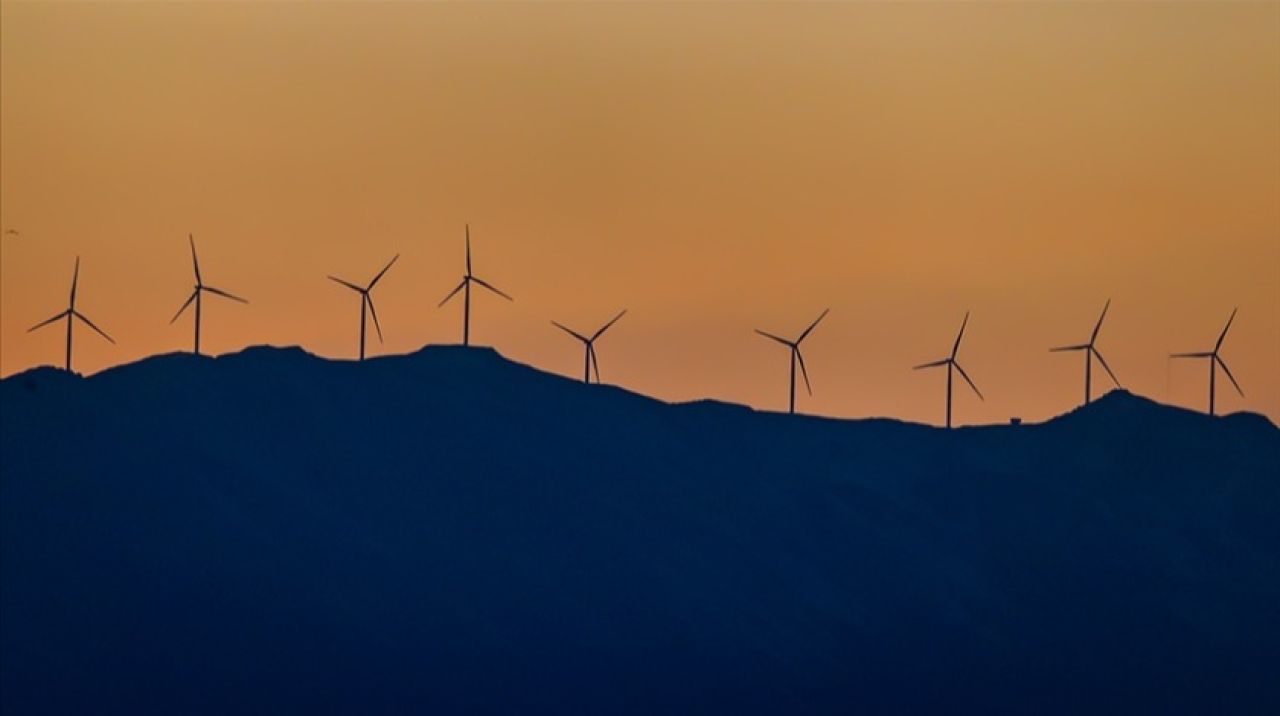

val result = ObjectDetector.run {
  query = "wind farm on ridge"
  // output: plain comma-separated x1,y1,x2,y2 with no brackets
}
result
14,224,1256,427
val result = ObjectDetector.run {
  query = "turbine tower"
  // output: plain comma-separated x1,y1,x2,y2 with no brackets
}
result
439,225,512,346
1050,299,1122,406
28,257,115,372
1171,308,1244,416
755,308,829,415
171,235,248,355
914,311,984,429
328,254,398,361
552,310,627,384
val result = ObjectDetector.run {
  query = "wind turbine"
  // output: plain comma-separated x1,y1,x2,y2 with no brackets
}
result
171,235,248,355
438,224,512,346
1050,299,1122,406
552,310,627,384
1171,308,1244,416
327,254,398,361
28,257,115,372
755,309,829,415
914,311,983,429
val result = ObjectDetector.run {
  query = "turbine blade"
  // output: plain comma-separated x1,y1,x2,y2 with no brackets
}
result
913,358,948,370
1169,352,1212,358
69,256,80,306
438,279,466,307
1090,299,1110,343
798,308,830,343
367,254,399,289
1216,355,1244,397
590,344,601,383
465,225,472,276
551,321,589,343
189,234,202,284
74,311,115,344
755,329,792,347
953,362,984,401
366,294,384,343
796,348,813,396
203,285,248,304
591,309,627,341
951,311,970,359
328,275,364,293
28,310,70,332
1215,307,1237,351
170,291,198,323
1049,344,1089,352
1091,347,1121,387
471,276,513,301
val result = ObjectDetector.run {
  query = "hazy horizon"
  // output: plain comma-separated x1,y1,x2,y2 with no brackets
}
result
2,1,1277,426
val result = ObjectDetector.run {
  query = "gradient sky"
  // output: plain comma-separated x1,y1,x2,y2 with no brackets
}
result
2,1,1277,426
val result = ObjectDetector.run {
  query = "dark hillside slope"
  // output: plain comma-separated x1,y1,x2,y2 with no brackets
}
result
3,345,1278,714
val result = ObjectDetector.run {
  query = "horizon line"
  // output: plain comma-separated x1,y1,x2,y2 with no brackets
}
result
4,341,1272,430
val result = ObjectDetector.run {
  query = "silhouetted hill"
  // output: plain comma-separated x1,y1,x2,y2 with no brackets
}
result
3,346,1278,714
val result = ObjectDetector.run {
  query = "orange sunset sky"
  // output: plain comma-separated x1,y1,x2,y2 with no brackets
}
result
1,1,1277,426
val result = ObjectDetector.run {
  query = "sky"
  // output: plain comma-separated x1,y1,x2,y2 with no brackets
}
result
1,1,1277,426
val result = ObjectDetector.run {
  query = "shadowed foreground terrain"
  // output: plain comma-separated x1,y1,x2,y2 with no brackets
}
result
2,345,1278,714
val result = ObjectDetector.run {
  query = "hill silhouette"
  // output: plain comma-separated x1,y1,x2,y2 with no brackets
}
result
2,346,1278,714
